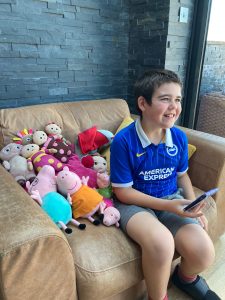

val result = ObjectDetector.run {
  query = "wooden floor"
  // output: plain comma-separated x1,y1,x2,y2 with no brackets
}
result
168,233,225,299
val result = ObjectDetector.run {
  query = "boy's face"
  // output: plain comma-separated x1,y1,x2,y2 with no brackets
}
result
140,82,182,129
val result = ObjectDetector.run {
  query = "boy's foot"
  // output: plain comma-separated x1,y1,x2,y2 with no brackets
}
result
171,265,221,300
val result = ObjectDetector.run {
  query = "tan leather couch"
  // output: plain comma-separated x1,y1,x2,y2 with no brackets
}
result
1,99,225,300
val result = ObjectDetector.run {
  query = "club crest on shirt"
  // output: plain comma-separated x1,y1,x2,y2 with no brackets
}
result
166,144,178,156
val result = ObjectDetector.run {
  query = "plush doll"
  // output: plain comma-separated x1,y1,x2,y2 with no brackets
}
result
45,122,63,140
81,155,108,174
21,143,63,173
76,126,114,156
32,130,48,146
56,166,107,226
81,155,112,198
45,137,73,163
26,165,86,233
12,128,33,145
44,123,73,163
45,122,71,145
0,143,36,186
102,206,120,228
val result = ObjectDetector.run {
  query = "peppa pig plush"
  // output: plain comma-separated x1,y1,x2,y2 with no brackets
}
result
56,166,107,226
26,165,86,233
102,206,120,228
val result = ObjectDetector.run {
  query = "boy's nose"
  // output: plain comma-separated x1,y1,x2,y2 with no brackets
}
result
168,99,180,109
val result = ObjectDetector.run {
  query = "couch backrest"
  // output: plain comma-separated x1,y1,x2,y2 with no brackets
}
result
0,99,130,148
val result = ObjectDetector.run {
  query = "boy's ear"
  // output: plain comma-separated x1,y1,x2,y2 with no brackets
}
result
137,96,146,112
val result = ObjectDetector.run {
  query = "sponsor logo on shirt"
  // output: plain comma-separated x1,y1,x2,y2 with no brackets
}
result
139,167,175,180
166,144,178,156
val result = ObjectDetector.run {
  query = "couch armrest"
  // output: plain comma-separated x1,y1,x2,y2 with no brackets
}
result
0,165,77,300
180,127,225,238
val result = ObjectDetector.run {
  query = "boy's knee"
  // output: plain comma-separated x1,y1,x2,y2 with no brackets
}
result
143,230,175,263
184,239,215,269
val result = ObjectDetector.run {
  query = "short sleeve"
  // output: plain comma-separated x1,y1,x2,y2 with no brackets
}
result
177,131,188,176
110,131,133,187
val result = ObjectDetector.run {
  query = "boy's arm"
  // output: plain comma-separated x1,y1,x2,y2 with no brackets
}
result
113,186,203,218
177,172,208,229
177,172,196,200
113,186,172,210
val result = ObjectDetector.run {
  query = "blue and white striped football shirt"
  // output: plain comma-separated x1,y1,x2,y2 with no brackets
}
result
110,118,188,198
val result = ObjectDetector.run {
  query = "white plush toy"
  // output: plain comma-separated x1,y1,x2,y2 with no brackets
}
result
0,143,36,186
81,155,108,174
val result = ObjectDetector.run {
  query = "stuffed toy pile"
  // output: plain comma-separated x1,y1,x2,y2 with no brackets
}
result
0,124,120,233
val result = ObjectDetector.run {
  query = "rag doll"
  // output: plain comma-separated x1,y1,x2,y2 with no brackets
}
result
21,143,63,173
81,155,108,174
44,123,73,163
32,130,48,146
81,155,112,198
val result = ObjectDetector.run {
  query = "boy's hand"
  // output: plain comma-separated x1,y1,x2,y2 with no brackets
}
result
167,199,204,218
197,215,208,231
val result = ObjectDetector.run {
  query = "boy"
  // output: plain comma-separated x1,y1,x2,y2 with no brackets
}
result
110,70,220,300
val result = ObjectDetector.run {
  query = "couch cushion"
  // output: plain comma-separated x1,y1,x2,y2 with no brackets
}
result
0,99,130,149
67,223,143,300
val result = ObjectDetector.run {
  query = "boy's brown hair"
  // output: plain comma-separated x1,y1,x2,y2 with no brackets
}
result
134,69,182,115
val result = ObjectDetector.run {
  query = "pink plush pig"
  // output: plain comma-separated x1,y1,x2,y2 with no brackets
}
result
26,165,86,232
103,206,120,228
26,164,57,198
56,166,106,226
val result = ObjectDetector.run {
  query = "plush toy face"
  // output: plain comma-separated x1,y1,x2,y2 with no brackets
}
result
33,131,48,146
21,144,39,158
93,156,107,173
26,165,57,198
13,128,33,145
0,143,22,161
45,123,62,136
56,166,82,195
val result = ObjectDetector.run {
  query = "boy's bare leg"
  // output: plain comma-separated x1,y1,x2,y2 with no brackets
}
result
174,223,215,276
126,212,175,300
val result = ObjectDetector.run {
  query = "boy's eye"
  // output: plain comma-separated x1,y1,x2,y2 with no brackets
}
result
161,98,170,102
176,98,182,103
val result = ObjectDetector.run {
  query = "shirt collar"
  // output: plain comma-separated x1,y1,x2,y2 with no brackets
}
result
135,117,173,148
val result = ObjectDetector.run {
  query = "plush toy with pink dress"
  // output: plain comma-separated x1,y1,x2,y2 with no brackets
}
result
56,166,120,227
56,166,106,226
21,144,63,173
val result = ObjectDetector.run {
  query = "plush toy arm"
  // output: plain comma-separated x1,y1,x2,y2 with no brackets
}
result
27,158,34,171
81,176,89,186
97,172,110,188
2,160,10,170
64,138,71,145
30,190,43,206
45,148,57,154
67,193,72,205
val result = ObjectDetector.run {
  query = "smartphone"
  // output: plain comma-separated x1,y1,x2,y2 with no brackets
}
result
183,188,219,211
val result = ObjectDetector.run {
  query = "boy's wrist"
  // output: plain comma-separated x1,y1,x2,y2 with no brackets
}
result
148,196,171,211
